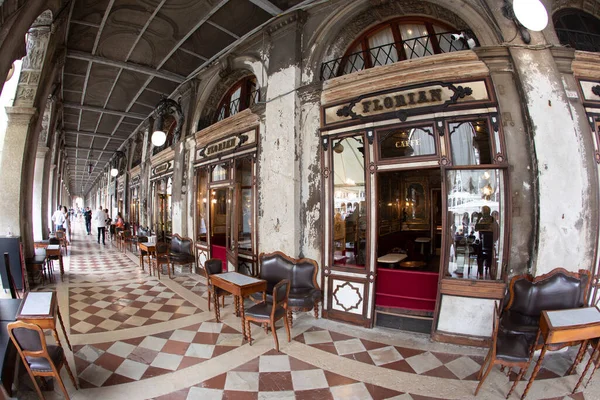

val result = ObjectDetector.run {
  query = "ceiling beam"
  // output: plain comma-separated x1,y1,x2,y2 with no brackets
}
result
248,0,282,16
64,129,127,140
67,50,186,84
65,146,115,153
63,103,147,119
206,20,239,39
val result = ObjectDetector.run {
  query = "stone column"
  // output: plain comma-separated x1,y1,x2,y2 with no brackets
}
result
32,145,49,240
258,13,305,257
0,107,37,237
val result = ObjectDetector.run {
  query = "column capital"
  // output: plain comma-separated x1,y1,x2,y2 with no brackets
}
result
5,106,38,124
36,146,50,158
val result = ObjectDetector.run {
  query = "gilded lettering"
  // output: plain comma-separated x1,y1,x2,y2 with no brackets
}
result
417,91,428,103
395,95,406,107
383,97,394,109
408,93,416,105
429,89,443,102
373,99,384,111
362,101,372,113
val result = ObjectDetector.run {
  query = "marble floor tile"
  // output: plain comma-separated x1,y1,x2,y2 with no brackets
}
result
224,371,260,391
291,369,329,391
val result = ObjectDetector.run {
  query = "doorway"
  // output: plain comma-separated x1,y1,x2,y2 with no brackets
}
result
374,169,442,329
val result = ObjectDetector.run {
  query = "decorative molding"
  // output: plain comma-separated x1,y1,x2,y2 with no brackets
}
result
332,281,362,313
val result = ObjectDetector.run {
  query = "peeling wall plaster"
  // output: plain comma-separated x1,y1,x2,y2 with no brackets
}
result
512,49,593,275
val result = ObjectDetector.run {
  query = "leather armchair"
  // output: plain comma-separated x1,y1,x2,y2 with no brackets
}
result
169,234,196,273
501,268,591,339
251,251,321,324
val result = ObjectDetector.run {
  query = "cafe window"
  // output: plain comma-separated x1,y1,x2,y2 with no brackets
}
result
339,18,469,75
448,119,492,165
553,9,600,52
236,157,253,253
215,76,259,122
446,169,506,281
331,135,367,268
211,163,229,182
379,124,436,159
196,169,208,243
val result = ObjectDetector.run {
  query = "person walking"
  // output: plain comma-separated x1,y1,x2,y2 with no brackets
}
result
94,206,106,245
84,207,92,235
51,205,66,232
62,206,71,244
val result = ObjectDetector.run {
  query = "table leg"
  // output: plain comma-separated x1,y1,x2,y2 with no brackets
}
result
213,290,220,322
51,329,63,350
240,296,247,341
59,255,64,282
234,295,240,317
573,341,597,393
57,308,72,351
140,253,144,271
567,340,588,375
521,345,548,400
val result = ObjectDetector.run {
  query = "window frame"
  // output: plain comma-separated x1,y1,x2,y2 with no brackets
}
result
214,76,258,123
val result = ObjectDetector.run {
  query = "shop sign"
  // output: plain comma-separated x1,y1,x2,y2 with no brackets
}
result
323,81,489,126
197,129,256,160
152,161,172,177
578,80,600,103
131,175,140,186
118,182,124,191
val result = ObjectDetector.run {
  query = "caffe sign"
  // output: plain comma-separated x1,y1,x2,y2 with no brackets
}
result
323,81,489,126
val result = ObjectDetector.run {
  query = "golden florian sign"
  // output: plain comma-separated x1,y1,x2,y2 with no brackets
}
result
323,81,489,126
196,129,257,161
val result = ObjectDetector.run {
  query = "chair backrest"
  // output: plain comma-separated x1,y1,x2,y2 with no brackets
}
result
123,230,131,238
271,279,290,319
205,258,222,277
506,268,591,317
155,242,169,256
55,231,65,239
49,238,60,245
259,252,294,283
7,321,50,368
170,234,194,256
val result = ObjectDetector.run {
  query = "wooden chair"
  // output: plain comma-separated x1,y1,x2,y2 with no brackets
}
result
150,242,172,279
7,321,78,400
54,231,68,255
475,301,533,398
244,279,291,352
122,230,135,253
204,258,228,312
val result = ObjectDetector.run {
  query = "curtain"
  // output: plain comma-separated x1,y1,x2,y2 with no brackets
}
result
368,28,397,66
450,123,478,165
398,23,432,59
409,128,436,156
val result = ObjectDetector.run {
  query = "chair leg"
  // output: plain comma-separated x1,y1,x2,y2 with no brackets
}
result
222,295,225,308
314,301,319,319
284,312,291,343
263,323,268,334
270,318,280,352
27,371,45,400
477,350,492,380
55,368,71,400
474,360,495,396
208,290,212,311
63,357,78,389
506,367,525,399
287,310,293,328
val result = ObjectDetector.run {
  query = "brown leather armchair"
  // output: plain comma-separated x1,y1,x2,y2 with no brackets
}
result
500,268,591,340
250,251,321,324
169,234,196,273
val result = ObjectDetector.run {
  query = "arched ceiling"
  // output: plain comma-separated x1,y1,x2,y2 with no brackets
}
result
61,0,311,195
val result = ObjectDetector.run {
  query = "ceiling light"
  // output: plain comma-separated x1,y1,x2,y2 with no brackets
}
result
110,168,118,177
512,0,548,31
151,130,167,147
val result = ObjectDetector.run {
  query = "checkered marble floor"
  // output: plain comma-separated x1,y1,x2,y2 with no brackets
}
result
13,222,600,400
294,326,585,382
68,281,200,334
151,349,410,400
74,320,243,387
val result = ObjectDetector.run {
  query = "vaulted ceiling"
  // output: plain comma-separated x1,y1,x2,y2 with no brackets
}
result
60,0,310,195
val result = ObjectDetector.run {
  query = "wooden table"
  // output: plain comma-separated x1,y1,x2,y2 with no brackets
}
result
138,242,156,271
45,244,64,281
210,272,267,341
522,307,600,399
377,253,408,264
399,260,426,269
16,291,71,351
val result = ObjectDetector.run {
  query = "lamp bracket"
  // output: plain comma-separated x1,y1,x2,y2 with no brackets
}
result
501,0,531,44
154,96,185,143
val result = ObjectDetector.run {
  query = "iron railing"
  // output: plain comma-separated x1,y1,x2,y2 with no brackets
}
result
320,31,471,81
556,28,600,53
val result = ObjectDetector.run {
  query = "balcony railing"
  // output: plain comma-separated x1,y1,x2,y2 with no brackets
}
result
320,31,471,81
556,28,600,53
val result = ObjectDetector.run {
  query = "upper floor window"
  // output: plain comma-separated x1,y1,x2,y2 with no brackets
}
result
215,76,259,122
554,9,600,52
321,17,475,80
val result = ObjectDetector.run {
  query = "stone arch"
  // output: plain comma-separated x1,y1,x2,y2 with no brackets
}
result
552,0,600,19
191,54,265,133
303,0,502,84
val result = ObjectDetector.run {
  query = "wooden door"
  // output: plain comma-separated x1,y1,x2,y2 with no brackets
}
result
225,185,239,272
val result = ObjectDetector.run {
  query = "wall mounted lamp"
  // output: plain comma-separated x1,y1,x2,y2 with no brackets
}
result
110,150,126,177
152,96,184,147
502,0,548,44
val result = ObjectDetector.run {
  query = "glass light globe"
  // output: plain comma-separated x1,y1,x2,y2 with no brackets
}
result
151,130,167,146
110,168,118,177
513,0,548,31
